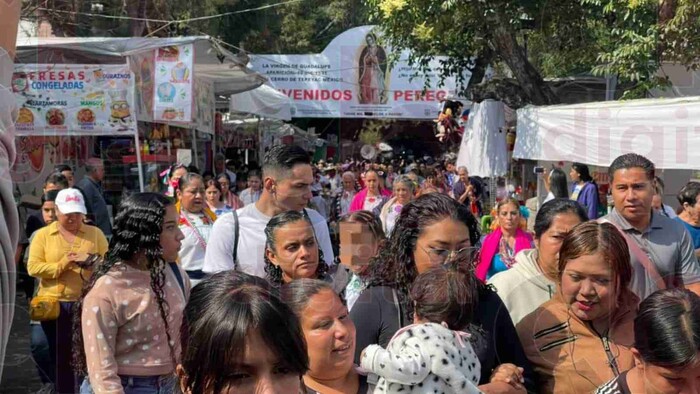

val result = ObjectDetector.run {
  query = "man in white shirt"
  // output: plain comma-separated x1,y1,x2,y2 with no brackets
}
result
204,145,334,277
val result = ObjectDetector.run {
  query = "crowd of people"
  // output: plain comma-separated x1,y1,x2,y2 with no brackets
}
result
15,144,700,394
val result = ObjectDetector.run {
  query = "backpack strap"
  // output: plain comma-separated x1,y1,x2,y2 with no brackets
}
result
232,209,239,270
597,218,666,291
168,262,187,298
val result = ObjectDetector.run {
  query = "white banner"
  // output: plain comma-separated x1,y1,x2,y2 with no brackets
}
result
154,44,193,122
12,64,136,136
514,96,700,170
250,25,469,119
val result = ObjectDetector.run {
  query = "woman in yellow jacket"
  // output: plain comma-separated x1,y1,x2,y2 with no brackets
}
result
28,188,108,393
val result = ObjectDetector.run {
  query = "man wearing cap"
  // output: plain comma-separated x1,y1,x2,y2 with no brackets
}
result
324,164,342,193
27,188,108,392
76,158,112,237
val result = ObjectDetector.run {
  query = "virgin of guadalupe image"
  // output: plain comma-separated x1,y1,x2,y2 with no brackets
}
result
358,33,389,104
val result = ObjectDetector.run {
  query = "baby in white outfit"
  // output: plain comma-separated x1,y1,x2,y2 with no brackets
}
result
360,264,482,393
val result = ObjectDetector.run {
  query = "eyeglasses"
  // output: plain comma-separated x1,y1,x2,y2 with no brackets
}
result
419,245,478,265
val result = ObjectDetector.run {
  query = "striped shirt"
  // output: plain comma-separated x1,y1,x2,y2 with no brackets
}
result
596,371,631,394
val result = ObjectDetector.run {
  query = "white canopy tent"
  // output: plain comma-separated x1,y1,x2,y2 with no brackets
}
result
229,84,293,121
513,96,700,170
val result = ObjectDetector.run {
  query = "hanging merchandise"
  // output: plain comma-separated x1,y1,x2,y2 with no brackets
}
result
433,99,466,147
506,128,516,152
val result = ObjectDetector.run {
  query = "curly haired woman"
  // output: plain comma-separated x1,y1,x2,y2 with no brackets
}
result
73,193,189,394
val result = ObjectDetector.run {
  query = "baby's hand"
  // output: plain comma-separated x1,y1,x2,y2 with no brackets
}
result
489,363,524,390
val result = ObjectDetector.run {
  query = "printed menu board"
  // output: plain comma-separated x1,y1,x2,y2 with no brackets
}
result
12,64,136,136
153,44,194,122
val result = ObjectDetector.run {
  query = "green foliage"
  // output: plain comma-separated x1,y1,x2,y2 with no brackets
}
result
366,0,700,102
23,0,223,37
213,0,370,54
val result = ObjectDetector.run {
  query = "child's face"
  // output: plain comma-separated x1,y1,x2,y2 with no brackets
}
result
339,222,380,275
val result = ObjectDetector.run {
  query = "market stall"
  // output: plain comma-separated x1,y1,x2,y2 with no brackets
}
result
219,115,319,165
11,36,265,208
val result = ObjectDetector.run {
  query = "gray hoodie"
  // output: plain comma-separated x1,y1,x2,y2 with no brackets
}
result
487,249,555,325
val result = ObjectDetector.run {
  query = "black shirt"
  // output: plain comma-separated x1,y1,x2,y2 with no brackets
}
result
350,285,536,391
25,212,44,239
304,373,370,394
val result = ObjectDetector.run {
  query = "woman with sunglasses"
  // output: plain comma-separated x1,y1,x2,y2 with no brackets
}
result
476,198,533,281
351,193,534,393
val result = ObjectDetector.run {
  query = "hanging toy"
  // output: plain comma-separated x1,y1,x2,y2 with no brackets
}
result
434,108,456,142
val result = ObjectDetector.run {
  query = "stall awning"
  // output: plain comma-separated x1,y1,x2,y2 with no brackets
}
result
15,36,266,95
513,96,700,170
229,84,293,121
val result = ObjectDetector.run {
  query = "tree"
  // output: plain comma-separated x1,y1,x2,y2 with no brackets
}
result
22,0,223,37
366,0,564,106
366,0,700,106
212,0,370,54
582,0,700,98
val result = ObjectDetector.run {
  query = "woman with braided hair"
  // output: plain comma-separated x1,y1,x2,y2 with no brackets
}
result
73,192,189,393
264,210,329,286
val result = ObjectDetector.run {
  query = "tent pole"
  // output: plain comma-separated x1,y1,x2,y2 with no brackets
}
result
212,122,217,173
134,134,145,192
257,116,263,163
192,128,199,169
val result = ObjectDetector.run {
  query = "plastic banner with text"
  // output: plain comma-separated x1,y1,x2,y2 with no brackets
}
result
514,96,700,170
12,64,136,136
249,25,470,119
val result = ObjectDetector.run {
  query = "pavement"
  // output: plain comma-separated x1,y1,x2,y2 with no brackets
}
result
1,292,45,393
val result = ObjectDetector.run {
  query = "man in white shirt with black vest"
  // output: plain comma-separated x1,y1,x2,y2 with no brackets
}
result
204,144,334,277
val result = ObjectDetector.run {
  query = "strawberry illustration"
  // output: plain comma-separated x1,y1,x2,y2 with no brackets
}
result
28,137,44,172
